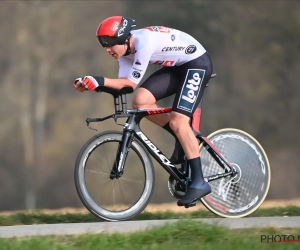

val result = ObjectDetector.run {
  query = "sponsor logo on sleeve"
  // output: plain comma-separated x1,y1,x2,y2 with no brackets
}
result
185,45,197,54
152,26,159,32
134,59,141,65
132,71,141,79
158,26,170,33
144,26,171,33
133,67,142,72
177,69,205,113
153,60,175,66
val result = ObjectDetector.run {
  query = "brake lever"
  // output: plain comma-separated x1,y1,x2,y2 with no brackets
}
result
113,115,125,127
86,119,98,131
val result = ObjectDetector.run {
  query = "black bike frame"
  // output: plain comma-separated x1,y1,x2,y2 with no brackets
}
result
87,106,235,185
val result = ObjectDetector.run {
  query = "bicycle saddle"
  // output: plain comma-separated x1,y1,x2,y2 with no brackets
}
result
206,73,217,87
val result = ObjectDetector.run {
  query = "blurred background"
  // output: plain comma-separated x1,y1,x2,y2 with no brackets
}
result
0,0,299,211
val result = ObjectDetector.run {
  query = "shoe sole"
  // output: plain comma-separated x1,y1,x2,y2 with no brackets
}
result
177,190,211,207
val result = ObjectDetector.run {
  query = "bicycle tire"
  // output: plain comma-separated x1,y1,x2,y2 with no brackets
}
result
199,128,271,218
74,131,155,221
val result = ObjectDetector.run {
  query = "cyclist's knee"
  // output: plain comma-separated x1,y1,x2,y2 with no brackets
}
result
169,112,190,134
132,88,156,108
132,96,148,108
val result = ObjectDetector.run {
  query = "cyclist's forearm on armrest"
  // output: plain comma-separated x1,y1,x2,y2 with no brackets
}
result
104,78,137,90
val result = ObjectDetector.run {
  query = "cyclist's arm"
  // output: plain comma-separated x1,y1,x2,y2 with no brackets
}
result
103,77,137,90
125,32,154,85
96,56,137,90
89,57,137,90
93,36,154,90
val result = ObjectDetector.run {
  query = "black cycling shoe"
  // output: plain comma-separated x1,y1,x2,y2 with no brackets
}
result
177,185,211,207
169,140,185,164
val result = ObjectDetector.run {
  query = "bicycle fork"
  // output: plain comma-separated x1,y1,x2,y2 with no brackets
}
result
110,130,134,179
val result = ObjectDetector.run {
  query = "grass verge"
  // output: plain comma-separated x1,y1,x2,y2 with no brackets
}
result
1,220,300,250
0,206,299,226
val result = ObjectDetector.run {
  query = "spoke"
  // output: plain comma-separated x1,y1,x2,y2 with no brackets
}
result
83,140,148,211
117,179,136,206
101,178,112,186
116,179,127,207
85,169,109,180
101,179,113,206
119,177,144,185
88,147,108,164
86,169,108,175
86,152,110,175
102,143,114,173
92,142,115,174
112,179,117,206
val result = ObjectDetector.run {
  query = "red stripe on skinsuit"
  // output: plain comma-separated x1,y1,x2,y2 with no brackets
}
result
191,108,201,132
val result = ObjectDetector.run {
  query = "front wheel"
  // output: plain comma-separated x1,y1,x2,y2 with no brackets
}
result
74,131,155,221
199,128,271,218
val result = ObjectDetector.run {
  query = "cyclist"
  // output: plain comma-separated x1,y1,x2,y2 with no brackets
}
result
73,16,213,207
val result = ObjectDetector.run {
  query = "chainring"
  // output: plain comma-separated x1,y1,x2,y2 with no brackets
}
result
168,176,187,199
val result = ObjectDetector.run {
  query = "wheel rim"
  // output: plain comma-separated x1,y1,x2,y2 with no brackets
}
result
77,134,153,221
200,129,270,217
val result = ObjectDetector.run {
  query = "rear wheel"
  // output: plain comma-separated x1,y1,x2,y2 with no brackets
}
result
199,128,271,218
74,131,155,221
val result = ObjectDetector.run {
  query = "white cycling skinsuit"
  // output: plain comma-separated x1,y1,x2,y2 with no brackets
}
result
118,26,212,116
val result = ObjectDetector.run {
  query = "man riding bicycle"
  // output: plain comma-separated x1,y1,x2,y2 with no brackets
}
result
73,16,213,207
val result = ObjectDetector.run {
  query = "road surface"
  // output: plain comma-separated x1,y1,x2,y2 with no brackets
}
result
0,216,299,238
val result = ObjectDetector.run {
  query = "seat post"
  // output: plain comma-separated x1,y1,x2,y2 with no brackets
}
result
121,94,127,112
114,96,121,113
98,86,133,113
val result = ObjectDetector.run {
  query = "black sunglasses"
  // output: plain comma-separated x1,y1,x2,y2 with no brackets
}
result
97,36,118,47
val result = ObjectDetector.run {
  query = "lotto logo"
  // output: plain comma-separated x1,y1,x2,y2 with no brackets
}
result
177,69,205,113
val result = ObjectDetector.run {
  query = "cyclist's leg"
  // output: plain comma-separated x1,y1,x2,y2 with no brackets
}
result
132,88,170,126
132,67,179,127
170,53,213,206
132,68,187,164
169,112,199,159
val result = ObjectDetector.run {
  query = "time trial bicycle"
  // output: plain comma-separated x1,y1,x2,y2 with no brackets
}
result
74,74,271,222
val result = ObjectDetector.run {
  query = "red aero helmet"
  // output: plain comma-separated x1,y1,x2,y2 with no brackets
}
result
96,16,137,47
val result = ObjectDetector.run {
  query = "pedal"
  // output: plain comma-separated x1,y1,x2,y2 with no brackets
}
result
184,200,197,208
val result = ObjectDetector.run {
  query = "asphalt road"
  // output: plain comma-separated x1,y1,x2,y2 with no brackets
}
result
0,216,299,238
